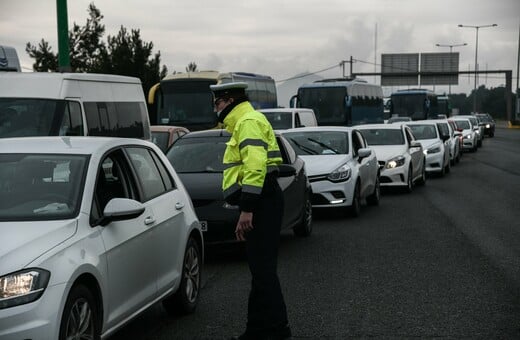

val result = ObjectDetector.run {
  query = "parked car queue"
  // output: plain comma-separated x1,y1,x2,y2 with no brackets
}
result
0,112,489,340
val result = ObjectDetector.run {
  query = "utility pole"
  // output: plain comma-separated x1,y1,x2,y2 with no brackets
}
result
56,0,71,72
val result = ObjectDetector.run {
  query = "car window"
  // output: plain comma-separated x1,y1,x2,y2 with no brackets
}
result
284,131,349,156
0,154,88,221
360,128,405,145
408,124,438,140
167,138,227,173
126,147,168,201
151,131,170,152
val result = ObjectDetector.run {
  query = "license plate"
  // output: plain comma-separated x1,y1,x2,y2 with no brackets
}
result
200,221,208,232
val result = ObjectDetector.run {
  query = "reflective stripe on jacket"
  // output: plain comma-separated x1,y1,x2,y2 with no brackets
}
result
222,101,282,211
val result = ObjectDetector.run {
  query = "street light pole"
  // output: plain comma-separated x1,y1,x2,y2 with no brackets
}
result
435,42,467,95
458,24,497,112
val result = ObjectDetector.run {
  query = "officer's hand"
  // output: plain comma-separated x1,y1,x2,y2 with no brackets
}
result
235,211,253,241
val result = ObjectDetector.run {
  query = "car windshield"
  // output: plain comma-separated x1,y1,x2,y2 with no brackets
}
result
283,131,349,156
151,131,169,152
166,137,228,173
262,112,293,129
454,120,470,130
408,124,438,140
360,129,405,145
0,153,88,221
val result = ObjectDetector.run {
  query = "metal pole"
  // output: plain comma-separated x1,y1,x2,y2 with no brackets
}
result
56,0,71,72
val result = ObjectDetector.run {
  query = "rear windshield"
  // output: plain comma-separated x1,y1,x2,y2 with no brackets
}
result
262,112,292,129
166,137,228,173
408,124,438,140
360,129,405,145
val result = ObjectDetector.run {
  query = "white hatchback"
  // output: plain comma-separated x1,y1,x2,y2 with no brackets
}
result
0,137,203,340
283,126,380,217
406,121,451,176
357,123,426,192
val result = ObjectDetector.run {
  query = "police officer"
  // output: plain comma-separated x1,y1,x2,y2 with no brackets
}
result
210,82,291,340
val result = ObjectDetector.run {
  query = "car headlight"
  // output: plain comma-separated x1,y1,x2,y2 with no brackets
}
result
486,124,490,128
328,163,351,182
464,134,472,139
0,269,50,309
386,156,406,169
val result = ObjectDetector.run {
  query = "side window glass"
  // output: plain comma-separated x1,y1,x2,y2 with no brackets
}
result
114,102,145,138
127,147,166,201
294,114,302,128
68,101,84,136
150,150,175,191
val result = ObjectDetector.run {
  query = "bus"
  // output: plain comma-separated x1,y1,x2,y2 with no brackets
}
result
289,78,384,126
437,95,451,118
389,89,439,120
147,71,277,131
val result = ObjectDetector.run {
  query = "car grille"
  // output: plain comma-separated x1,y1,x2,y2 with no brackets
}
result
308,174,328,183
378,160,386,168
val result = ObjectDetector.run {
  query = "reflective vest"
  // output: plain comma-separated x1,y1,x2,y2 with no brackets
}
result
222,101,282,211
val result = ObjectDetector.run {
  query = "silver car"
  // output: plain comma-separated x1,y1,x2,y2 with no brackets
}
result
0,137,203,340
283,126,380,217
357,123,426,193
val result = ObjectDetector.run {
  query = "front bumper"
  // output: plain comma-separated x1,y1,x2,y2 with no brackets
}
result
309,177,355,208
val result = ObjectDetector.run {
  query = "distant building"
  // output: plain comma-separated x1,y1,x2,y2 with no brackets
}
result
0,46,21,72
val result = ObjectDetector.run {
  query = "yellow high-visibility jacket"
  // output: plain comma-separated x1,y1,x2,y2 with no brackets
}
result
222,101,282,212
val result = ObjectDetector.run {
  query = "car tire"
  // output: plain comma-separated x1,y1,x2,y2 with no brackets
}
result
348,181,361,217
162,237,201,315
404,166,413,193
293,191,313,237
59,284,100,340
366,176,380,206
416,160,426,186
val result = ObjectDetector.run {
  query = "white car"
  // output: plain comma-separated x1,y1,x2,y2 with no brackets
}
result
406,121,451,176
430,119,461,166
0,137,203,340
457,114,484,147
283,126,380,217
452,117,478,152
357,123,426,193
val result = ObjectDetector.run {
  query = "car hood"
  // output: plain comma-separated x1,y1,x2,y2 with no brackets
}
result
299,155,350,176
368,145,406,161
0,220,78,275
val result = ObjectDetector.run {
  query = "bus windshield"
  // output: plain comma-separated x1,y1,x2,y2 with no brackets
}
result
390,94,426,119
157,80,217,131
299,87,347,125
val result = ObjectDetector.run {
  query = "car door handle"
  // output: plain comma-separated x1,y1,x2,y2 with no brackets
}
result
144,216,156,225
175,202,185,210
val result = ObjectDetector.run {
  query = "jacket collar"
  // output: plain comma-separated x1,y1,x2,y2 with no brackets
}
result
223,101,255,133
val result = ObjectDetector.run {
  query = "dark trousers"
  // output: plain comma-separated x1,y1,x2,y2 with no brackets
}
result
245,179,288,335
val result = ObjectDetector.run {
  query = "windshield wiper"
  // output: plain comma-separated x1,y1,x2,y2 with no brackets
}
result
307,138,339,154
288,138,319,155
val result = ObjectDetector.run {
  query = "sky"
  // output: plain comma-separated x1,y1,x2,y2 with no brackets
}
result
1,0,519,101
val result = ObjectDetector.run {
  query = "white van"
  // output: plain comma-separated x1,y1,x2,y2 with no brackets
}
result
0,72,151,139
260,108,317,130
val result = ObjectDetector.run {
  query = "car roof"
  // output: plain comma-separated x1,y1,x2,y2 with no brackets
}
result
150,125,190,133
356,123,403,130
405,120,438,126
260,108,314,113
0,136,152,154
282,126,354,133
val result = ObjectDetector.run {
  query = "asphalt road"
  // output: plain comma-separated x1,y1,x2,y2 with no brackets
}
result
110,127,520,340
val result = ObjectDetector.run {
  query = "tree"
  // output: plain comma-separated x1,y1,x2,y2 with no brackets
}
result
25,3,167,95
186,62,198,72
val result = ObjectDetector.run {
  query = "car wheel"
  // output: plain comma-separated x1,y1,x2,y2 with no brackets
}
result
416,160,426,186
293,192,313,237
348,181,361,217
59,284,100,340
404,166,413,193
162,237,201,315
366,176,380,206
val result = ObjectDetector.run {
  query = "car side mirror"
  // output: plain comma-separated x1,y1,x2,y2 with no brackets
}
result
278,164,296,177
358,148,372,160
100,198,145,226
410,140,421,148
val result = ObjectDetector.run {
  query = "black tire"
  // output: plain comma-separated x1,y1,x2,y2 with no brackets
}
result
293,192,313,237
162,237,201,315
416,160,426,186
348,182,361,217
366,176,380,206
59,284,100,340
404,166,413,193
